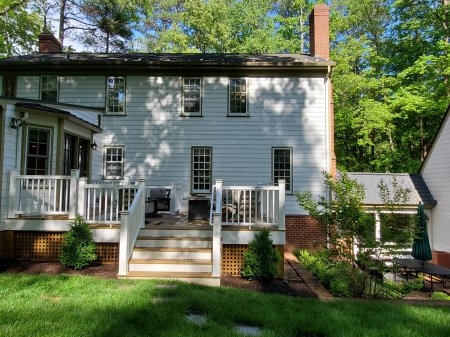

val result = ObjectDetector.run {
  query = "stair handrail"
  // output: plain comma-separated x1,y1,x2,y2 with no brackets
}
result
118,178,146,276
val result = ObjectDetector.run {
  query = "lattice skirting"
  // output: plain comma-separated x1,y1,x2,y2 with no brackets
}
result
8,231,118,263
222,244,285,276
222,245,248,275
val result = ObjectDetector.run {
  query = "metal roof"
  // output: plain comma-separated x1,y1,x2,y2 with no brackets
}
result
345,172,436,208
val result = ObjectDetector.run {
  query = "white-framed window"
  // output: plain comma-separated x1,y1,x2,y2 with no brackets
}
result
229,78,248,115
26,128,51,175
191,147,212,193
104,146,124,179
40,75,58,102
272,147,292,193
106,76,126,115
183,78,202,116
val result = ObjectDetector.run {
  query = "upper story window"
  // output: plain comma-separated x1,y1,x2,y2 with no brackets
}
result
26,128,51,175
104,146,124,179
40,75,58,102
183,78,202,116
272,147,292,193
2,76,16,97
191,147,212,193
229,78,248,115
106,77,126,115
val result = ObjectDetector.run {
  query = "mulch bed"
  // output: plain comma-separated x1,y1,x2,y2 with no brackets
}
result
0,259,317,298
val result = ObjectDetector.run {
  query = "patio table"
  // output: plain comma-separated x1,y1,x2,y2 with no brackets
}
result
393,258,450,290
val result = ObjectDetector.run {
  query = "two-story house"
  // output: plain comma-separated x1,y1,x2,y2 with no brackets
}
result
0,4,335,284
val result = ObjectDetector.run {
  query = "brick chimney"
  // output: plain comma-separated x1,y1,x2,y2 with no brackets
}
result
309,4,330,60
38,32,62,53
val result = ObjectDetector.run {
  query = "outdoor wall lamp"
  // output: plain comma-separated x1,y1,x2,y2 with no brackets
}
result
10,112,29,129
90,142,97,150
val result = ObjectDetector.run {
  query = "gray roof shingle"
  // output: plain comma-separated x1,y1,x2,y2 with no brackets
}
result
345,172,436,208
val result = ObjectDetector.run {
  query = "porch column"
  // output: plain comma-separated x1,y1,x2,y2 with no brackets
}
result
137,178,146,229
69,169,79,218
8,170,20,218
78,177,87,218
170,182,176,215
212,212,222,277
215,179,223,213
278,179,285,230
375,211,381,241
118,210,129,276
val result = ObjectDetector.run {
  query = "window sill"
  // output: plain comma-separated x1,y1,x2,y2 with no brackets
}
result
226,114,250,118
104,113,127,116
180,114,203,117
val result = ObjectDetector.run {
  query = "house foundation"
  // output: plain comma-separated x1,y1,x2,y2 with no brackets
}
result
285,215,325,251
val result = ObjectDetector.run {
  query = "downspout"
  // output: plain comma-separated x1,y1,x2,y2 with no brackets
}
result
325,65,332,249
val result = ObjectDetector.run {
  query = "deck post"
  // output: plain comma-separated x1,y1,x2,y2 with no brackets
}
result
278,179,285,230
170,182,176,214
8,170,19,218
69,169,79,218
215,179,223,213
137,178,146,228
176,183,182,212
78,177,87,219
212,211,222,277
118,210,129,276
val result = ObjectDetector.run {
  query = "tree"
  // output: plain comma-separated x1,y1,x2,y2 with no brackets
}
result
78,0,137,52
0,0,41,57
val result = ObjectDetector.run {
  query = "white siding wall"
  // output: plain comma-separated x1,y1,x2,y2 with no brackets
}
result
94,76,328,214
59,76,105,108
16,76,40,99
422,112,450,252
0,103,21,230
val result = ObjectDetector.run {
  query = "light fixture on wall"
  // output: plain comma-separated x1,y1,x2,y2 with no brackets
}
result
10,112,29,129
90,142,97,150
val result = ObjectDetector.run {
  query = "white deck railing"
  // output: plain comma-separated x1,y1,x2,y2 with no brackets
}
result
9,170,74,216
81,181,138,224
118,178,146,275
210,179,285,228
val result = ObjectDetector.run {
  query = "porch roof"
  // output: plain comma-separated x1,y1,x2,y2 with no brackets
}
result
346,172,436,209
15,102,102,133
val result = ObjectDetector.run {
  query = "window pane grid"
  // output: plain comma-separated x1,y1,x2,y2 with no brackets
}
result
3,76,16,97
105,147,124,178
41,76,58,102
192,147,211,192
273,148,292,192
229,78,247,114
183,78,201,114
27,129,50,175
107,77,125,114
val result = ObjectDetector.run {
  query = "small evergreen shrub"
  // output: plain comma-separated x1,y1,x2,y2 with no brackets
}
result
241,228,281,280
60,215,97,269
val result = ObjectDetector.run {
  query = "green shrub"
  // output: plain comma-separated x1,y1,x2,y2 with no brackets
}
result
241,228,281,280
374,276,424,299
60,215,97,269
430,291,450,300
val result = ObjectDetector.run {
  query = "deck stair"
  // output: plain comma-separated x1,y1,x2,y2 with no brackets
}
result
123,225,220,286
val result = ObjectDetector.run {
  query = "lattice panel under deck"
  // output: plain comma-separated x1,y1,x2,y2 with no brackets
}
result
96,243,119,264
15,232,63,260
222,245,248,275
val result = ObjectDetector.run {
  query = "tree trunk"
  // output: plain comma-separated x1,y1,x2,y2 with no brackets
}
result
106,31,110,53
59,0,67,45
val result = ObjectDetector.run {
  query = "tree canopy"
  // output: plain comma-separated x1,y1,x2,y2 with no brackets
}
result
1,0,448,174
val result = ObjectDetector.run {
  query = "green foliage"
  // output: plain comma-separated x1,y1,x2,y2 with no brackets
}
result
241,228,281,280
60,215,97,270
0,0,41,57
431,291,450,301
375,276,423,299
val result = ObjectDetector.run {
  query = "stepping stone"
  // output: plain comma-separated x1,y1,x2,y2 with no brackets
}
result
155,284,177,289
234,324,262,336
186,313,207,325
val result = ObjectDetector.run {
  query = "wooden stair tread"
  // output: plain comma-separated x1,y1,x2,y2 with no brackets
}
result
137,236,212,241
125,271,216,278
133,247,211,252
129,259,212,265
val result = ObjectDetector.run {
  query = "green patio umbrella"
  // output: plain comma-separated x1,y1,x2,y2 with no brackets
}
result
411,203,432,265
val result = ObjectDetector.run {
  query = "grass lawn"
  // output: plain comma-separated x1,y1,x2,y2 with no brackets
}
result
0,274,449,337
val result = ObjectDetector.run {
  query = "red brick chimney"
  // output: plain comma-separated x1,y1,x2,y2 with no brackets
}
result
38,32,62,53
309,4,330,60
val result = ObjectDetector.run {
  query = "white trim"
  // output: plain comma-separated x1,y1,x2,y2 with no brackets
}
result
103,145,125,179
182,77,202,116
